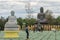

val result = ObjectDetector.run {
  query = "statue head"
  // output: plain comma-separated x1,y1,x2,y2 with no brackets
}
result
11,11,15,16
40,7,44,13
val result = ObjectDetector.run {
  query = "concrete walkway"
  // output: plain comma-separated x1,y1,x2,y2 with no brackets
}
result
0,31,60,40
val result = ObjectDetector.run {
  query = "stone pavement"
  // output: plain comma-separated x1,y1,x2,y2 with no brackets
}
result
0,31,60,40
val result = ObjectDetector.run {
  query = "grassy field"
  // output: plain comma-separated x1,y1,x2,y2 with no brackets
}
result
0,31,60,40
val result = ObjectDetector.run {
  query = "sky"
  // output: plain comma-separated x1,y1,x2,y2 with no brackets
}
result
0,0,60,18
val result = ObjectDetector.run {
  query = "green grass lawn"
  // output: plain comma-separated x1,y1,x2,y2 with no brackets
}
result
0,31,60,40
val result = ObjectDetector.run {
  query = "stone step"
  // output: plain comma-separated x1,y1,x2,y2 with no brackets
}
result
4,28,19,31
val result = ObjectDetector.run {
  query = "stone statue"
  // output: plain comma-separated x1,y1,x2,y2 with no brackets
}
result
40,7,44,13
37,7,46,23
37,7,46,30
11,11,15,16
4,11,18,31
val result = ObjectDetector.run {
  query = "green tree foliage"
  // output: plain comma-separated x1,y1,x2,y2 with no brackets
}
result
23,18,36,26
17,17,23,29
56,16,60,24
17,17,36,29
45,10,56,24
0,19,6,30
45,10,60,25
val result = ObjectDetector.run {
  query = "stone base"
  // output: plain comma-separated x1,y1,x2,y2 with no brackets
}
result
4,31,19,38
4,28,19,31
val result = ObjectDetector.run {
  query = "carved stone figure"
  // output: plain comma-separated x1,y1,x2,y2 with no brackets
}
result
4,11,18,31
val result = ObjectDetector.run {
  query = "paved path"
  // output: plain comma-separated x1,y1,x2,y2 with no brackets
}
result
0,31,60,40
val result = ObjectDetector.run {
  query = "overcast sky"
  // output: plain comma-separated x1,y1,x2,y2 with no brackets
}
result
0,0,60,18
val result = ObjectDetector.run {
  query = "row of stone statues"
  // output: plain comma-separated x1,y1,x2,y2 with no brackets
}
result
4,7,46,31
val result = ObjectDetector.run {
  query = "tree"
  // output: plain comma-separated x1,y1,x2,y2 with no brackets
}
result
45,10,55,24
17,17,23,29
0,18,6,31
23,18,36,26
56,16,60,25
29,18,36,25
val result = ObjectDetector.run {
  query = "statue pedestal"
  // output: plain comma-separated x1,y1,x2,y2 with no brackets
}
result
4,31,19,38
